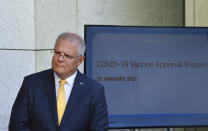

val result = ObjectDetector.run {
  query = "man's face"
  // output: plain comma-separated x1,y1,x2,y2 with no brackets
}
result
52,38,84,79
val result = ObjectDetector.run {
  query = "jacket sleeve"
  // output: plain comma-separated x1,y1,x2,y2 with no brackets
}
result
9,77,30,131
90,85,108,131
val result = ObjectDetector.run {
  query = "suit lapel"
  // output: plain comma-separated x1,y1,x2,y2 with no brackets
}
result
44,69,59,127
61,71,85,126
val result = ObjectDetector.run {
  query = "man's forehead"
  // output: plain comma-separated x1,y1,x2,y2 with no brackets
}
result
55,38,79,47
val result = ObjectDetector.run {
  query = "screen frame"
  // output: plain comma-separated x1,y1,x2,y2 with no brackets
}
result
84,25,208,129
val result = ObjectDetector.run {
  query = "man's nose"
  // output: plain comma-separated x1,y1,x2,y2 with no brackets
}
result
58,54,65,61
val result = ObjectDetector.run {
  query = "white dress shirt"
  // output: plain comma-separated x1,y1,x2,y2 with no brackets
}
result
54,71,77,103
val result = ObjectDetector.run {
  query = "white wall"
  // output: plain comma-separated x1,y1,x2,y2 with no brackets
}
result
0,0,35,130
185,0,208,26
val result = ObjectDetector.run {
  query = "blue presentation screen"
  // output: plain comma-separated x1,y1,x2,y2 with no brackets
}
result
85,25,208,128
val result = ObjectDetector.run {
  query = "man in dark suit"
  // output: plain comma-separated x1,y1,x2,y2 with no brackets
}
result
9,32,108,131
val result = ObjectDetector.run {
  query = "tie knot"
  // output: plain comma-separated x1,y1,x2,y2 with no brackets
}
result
59,80,66,87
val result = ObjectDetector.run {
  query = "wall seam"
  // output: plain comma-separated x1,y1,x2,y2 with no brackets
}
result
76,0,78,33
34,0,37,72
161,0,164,25
194,0,196,26
183,0,185,26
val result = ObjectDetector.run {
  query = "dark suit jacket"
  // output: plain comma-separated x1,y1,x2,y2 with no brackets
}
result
9,69,108,131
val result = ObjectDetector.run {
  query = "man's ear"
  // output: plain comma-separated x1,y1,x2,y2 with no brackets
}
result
78,56,85,66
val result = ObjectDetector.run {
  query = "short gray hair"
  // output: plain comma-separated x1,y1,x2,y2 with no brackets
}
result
55,32,86,56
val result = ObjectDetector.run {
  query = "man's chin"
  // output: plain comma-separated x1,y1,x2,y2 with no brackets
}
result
53,67,64,74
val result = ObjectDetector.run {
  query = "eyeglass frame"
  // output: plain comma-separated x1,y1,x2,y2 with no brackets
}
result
53,50,82,60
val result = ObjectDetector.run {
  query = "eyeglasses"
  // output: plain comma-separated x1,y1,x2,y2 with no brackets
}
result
53,50,81,60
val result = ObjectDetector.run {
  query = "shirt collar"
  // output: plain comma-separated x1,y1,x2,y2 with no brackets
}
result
54,71,77,86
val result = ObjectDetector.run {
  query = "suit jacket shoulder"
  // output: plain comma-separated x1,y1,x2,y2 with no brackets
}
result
25,69,53,80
